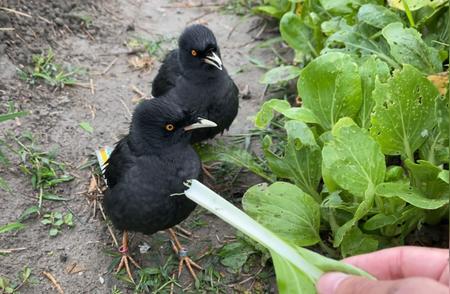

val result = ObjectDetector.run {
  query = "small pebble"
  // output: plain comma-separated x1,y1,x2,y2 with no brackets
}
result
139,242,151,254
55,17,64,26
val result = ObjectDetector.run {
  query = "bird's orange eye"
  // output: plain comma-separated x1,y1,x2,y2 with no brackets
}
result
191,50,197,57
165,124,175,131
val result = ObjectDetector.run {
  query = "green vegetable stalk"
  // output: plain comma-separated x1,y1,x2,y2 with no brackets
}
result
184,180,373,294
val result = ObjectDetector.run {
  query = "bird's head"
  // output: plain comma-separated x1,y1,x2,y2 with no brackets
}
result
131,98,217,149
178,24,223,73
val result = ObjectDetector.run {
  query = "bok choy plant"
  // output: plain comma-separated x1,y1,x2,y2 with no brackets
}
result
184,180,373,294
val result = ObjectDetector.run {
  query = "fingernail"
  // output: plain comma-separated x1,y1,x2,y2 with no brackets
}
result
317,272,350,294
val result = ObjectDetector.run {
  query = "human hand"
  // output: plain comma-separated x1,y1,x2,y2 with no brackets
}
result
317,246,449,294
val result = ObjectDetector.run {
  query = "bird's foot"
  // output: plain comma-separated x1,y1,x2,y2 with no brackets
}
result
176,247,202,280
201,164,215,180
116,241,141,283
168,229,202,280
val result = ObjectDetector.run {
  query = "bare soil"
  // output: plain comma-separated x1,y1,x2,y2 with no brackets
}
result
0,1,276,293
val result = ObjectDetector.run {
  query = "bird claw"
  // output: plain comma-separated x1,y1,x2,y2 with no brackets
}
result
168,229,202,281
116,252,141,284
177,254,203,280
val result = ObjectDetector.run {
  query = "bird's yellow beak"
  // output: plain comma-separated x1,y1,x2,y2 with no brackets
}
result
184,118,217,131
203,52,223,70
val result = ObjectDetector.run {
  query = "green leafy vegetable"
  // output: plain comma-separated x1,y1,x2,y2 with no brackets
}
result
260,65,302,84
382,22,442,73
375,182,448,209
370,64,439,159
243,182,320,246
280,12,317,58
387,0,447,11
297,53,362,130
357,4,403,28
323,118,385,198
185,180,373,294
262,121,322,200
357,56,390,129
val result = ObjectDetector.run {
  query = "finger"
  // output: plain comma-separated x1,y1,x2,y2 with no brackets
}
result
342,246,448,282
317,273,448,294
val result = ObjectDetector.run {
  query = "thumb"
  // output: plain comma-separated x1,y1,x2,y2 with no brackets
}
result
317,272,448,294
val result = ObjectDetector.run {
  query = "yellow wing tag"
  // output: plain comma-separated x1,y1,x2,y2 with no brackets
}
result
96,146,113,176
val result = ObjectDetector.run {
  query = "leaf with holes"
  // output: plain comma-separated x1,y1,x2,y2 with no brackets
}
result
262,121,322,200
298,53,362,130
376,182,449,209
387,0,447,11
323,118,386,198
356,56,390,129
243,182,321,246
420,94,449,165
254,99,290,129
370,64,439,159
319,0,361,14
357,4,403,28
382,22,442,74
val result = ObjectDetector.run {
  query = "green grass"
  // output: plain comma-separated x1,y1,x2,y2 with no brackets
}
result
127,36,170,59
221,0,262,15
17,49,82,88
0,131,74,238
0,266,33,293
41,211,74,237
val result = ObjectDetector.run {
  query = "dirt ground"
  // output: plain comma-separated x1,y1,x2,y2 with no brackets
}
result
1,0,277,293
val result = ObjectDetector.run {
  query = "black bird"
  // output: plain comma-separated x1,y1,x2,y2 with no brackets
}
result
103,97,216,282
151,24,239,143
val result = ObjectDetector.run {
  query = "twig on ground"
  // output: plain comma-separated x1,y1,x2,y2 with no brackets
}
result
83,28,95,41
229,266,264,288
64,24,74,35
131,85,146,97
186,11,215,25
260,84,269,101
42,271,64,294
227,22,241,40
73,82,91,89
90,79,95,95
98,202,119,247
37,15,52,24
175,225,192,236
0,247,27,254
0,7,32,18
102,57,118,75
119,98,132,119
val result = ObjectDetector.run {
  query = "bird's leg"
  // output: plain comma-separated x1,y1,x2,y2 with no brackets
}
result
201,164,215,180
174,225,192,237
167,228,202,280
116,231,141,283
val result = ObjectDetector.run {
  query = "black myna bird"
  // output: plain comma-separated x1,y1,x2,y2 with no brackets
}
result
103,97,216,282
151,24,239,143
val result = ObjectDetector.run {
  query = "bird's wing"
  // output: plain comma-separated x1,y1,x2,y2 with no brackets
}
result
103,135,136,188
219,78,239,131
151,49,181,97
190,77,239,143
